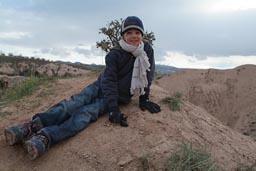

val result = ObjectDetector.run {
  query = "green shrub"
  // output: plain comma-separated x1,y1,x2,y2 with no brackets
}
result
166,143,217,171
161,92,183,111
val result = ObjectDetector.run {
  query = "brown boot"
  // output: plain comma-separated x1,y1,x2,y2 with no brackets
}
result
24,131,49,160
4,117,43,145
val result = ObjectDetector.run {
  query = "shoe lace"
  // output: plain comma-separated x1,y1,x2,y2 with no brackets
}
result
37,132,49,148
26,123,34,138
23,121,41,138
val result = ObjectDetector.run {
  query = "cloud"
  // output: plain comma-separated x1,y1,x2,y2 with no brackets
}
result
208,0,256,12
0,31,31,39
160,51,256,69
156,9,256,58
37,44,104,64
1,0,256,68
73,45,103,57
40,47,70,56
73,47,91,56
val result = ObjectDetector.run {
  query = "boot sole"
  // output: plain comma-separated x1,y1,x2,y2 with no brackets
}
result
24,141,39,160
4,128,17,145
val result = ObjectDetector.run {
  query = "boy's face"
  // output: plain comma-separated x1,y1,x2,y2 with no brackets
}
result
123,29,143,46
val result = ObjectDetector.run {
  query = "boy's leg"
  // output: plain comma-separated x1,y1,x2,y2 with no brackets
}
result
4,82,100,146
44,98,107,145
24,98,107,159
33,82,100,127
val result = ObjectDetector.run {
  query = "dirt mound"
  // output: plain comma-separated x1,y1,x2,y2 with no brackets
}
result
0,68,256,171
157,64,256,139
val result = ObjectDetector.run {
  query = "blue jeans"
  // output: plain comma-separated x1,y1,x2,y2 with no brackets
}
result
33,81,108,145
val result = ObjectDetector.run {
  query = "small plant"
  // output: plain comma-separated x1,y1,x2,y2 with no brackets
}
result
236,162,256,171
166,143,217,171
161,92,183,111
153,72,164,80
141,154,151,171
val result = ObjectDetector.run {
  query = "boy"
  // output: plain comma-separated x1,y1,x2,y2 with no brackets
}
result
4,16,161,160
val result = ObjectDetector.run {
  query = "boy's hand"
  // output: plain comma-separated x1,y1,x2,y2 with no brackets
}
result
139,100,161,113
109,111,128,127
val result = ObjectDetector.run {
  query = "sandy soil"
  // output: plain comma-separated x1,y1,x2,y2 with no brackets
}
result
1,66,256,171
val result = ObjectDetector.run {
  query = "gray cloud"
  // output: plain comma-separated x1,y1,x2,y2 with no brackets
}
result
40,48,70,56
1,0,256,65
155,9,256,57
73,47,91,56
73,44,103,57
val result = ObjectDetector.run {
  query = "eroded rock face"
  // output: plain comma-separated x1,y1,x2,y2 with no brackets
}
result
36,63,89,77
0,62,89,77
0,63,15,75
0,61,90,95
157,64,256,140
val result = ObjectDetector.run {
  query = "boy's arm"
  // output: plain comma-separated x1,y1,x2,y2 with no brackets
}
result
101,50,120,113
101,50,128,127
139,42,161,113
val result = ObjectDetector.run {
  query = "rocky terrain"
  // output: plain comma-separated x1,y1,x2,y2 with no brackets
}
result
0,64,256,171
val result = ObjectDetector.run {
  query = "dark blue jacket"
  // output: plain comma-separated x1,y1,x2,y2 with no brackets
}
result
97,41,155,112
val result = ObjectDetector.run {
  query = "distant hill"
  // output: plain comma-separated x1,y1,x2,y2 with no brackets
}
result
155,64,179,74
0,54,178,77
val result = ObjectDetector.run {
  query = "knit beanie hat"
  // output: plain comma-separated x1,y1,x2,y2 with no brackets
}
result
121,16,144,36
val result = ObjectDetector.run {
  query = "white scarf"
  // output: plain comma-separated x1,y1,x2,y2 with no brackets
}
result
119,39,151,96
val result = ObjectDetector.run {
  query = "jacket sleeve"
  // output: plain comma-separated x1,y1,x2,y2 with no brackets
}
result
139,42,155,102
101,50,120,112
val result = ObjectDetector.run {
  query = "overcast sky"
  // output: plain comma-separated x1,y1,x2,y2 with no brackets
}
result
1,0,256,69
